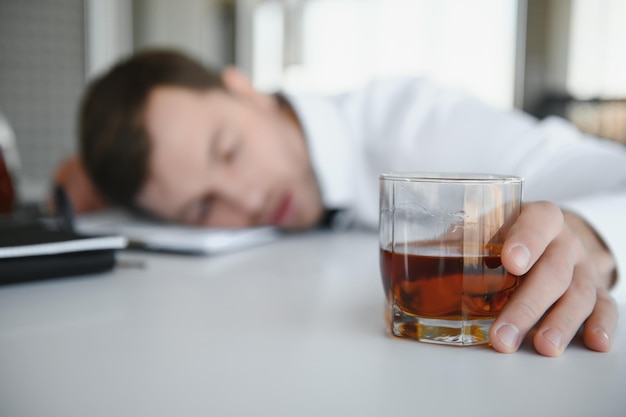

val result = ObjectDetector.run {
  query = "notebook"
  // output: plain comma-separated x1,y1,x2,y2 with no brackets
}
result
75,209,281,255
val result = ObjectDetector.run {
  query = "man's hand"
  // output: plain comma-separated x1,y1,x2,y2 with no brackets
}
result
51,156,107,213
490,201,618,357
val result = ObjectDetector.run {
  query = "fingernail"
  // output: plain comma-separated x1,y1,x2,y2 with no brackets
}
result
594,327,610,343
542,328,564,350
495,323,520,349
509,244,531,270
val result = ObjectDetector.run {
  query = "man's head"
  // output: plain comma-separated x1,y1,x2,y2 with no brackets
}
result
80,49,324,229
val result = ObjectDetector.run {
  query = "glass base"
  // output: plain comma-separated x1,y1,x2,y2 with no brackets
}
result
391,307,493,346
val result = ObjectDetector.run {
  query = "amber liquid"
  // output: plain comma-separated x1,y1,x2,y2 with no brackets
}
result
380,242,521,321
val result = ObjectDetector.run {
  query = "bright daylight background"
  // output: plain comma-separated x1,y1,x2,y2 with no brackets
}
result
253,0,518,109
1,0,625,195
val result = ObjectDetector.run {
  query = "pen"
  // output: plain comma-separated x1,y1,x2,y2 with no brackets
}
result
125,238,207,255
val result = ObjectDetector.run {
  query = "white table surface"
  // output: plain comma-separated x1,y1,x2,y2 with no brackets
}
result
1,230,624,417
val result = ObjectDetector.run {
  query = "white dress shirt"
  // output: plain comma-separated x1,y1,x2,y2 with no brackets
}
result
286,77,626,301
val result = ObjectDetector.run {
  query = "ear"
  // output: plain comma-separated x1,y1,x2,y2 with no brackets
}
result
221,66,276,110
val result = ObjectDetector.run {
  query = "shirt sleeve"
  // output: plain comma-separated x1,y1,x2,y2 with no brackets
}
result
288,78,626,301
344,78,626,301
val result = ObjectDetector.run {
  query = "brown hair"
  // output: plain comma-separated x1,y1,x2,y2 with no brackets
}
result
79,49,224,210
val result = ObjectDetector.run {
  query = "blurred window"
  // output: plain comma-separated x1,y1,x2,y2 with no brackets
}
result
567,0,626,100
252,0,518,109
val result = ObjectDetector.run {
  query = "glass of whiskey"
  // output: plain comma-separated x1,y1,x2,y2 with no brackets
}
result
379,172,524,346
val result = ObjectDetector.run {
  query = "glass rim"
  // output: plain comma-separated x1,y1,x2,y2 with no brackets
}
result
380,172,524,184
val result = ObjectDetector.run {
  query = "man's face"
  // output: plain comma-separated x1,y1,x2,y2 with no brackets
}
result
135,82,324,230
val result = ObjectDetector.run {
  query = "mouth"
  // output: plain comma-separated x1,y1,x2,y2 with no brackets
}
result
269,193,294,226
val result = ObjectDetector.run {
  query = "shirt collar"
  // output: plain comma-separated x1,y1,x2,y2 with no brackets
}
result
282,92,355,211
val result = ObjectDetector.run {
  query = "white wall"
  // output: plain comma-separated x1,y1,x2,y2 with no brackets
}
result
0,0,85,200
133,0,234,69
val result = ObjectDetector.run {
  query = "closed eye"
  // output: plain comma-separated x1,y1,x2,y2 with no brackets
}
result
217,127,241,166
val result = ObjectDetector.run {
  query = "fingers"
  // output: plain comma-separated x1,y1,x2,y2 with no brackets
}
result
501,201,565,276
581,288,618,352
490,224,590,353
490,201,617,356
490,203,618,357
532,262,596,357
